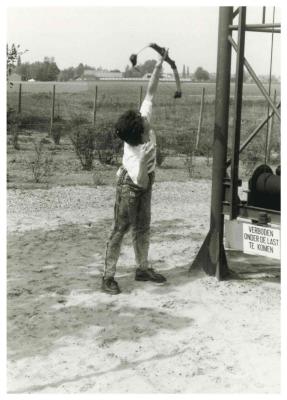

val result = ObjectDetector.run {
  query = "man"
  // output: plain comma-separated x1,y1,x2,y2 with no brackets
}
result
102,50,168,295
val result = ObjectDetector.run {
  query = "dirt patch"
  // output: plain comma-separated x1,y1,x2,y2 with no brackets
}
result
7,181,280,393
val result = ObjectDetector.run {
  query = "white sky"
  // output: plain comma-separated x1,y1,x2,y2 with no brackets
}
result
6,5,281,76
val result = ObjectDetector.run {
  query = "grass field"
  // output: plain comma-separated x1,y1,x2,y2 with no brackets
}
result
7,80,280,189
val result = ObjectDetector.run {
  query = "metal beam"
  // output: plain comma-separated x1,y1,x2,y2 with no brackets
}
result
223,203,280,225
233,8,239,19
228,35,281,121
262,7,266,24
189,7,233,279
229,23,280,30
245,28,280,33
226,102,281,168
229,7,246,220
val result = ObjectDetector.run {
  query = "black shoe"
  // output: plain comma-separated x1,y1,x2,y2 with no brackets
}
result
101,277,121,295
135,268,166,283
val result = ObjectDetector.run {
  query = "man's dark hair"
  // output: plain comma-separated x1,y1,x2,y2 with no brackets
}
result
115,109,144,146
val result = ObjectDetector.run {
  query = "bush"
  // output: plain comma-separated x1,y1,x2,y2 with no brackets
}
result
70,124,96,170
51,117,68,145
18,114,50,131
7,107,20,150
184,142,195,178
155,135,167,167
94,121,122,165
27,139,53,183
173,131,192,155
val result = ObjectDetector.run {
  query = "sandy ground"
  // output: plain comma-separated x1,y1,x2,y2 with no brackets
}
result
7,180,280,393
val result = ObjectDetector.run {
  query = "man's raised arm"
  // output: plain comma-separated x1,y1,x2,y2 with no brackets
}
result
144,50,168,103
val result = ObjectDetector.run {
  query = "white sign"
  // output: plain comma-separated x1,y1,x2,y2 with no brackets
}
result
243,223,280,260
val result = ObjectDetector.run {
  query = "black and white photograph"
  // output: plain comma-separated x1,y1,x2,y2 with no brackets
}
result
3,0,285,396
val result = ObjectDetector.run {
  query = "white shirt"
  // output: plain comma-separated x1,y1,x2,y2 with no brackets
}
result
120,99,157,186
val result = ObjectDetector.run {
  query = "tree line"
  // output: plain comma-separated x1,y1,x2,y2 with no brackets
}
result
8,43,215,82
10,43,279,84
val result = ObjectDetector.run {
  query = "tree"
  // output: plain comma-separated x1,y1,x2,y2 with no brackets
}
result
75,63,85,78
140,59,157,75
123,65,130,78
194,66,210,81
186,66,190,78
15,58,60,81
7,43,28,80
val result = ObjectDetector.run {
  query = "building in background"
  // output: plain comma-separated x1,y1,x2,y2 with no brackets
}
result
82,69,123,80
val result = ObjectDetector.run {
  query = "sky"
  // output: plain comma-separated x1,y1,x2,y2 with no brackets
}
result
6,5,281,76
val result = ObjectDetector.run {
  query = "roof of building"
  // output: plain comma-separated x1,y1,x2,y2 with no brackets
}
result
83,69,122,78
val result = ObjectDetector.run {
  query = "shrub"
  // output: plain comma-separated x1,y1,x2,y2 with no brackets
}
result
51,117,68,145
155,135,167,167
184,143,195,178
94,121,123,165
70,124,96,170
18,114,50,131
51,121,63,145
27,139,53,183
7,107,20,150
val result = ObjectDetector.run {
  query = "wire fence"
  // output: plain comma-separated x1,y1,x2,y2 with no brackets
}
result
7,81,280,163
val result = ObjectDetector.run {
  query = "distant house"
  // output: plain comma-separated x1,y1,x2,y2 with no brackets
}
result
82,69,123,80
142,72,173,80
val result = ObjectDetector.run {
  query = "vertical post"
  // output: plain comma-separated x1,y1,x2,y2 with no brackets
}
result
262,6,266,24
266,89,277,163
139,86,143,109
190,6,233,279
18,83,22,114
230,7,246,220
49,84,56,136
93,85,98,127
195,87,205,151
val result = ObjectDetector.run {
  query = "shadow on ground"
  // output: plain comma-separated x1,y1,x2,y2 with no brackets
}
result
226,250,280,283
7,218,202,362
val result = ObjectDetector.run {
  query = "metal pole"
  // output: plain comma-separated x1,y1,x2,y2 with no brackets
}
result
195,87,205,151
190,6,233,279
266,89,277,163
229,23,280,30
49,84,56,136
93,85,98,127
139,86,143,109
244,28,280,33
18,83,22,114
262,7,266,24
230,7,246,220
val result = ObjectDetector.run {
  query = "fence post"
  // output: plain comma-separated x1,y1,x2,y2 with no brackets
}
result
49,84,56,136
138,86,143,109
18,83,22,114
195,87,205,151
266,89,277,163
93,85,98,126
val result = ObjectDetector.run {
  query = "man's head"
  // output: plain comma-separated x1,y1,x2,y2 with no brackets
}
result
115,109,145,146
